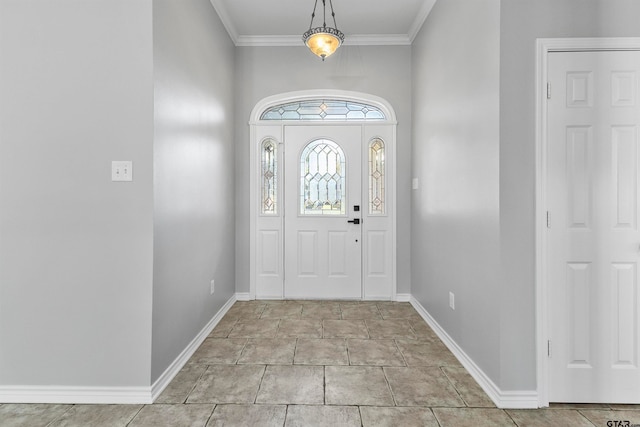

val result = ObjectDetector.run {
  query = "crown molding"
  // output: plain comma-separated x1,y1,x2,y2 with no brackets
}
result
209,0,238,44
210,0,435,47
408,0,437,42
236,34,412,47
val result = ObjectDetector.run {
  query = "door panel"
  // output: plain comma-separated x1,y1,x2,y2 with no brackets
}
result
284,125,362,299
548,50,640,403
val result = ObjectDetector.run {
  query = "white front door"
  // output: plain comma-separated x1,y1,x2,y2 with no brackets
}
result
284,125,362,299
547,50,640,403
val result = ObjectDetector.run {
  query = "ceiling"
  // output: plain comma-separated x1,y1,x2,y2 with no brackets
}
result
209,0,437,46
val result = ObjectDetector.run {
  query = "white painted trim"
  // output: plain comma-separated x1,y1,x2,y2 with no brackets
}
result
410,296,539,409
394,293,411,302
209,0,239,44
0,386,153,405
535,37,640,408
250,90,398,302
408,0,437,42
151,294,237,401
235,292,252,301
0,295,238,404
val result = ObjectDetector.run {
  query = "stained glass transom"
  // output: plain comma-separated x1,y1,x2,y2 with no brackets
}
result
261,139,278,214
261,100,386,121
300,139,346,215
369,138,385,215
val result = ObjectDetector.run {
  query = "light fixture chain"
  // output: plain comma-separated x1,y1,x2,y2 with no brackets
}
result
322,0,327,29
329,0,339,30
308,0,319,30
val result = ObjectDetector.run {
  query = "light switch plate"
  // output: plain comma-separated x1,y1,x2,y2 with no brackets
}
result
412,178,419,190
112,161,133,182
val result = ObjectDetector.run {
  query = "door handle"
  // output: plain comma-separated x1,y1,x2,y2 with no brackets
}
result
347,218,361,224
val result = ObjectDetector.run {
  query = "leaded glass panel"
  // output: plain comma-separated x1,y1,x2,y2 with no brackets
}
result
300,139,346,215
261,139,277,214
369,138,385,215
261,100,385,121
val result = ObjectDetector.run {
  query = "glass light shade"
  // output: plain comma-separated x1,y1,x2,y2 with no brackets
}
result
303,29,344,60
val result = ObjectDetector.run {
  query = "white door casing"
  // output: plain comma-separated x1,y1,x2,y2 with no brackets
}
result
249,90,397,301
537,39,640,406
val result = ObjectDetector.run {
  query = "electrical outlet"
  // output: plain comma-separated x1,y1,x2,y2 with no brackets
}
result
449,292,455,310
210,280,215,295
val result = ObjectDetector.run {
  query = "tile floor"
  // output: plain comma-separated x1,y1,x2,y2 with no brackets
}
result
2,300,640,426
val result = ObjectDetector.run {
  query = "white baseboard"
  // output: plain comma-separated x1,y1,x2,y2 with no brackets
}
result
151,294,237,401
409,296,539,409
0,294,237,404
0,386,153,404
235,292,252,301
395,293,411,302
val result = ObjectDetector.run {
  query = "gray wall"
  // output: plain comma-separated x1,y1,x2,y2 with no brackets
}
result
151,0,236,382
499,0,640,390
0,0,154,386
234,45,413,295
411,0,502,385
412,0,640,394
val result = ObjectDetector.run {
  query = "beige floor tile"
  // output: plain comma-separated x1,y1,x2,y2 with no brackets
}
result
323,319,369,338
188,338,247,365
550,403,612,410
325,366,395,406
506,409,594,427
340,304,382,319
276,319,323,338
376,302,420,319
441,366,494,407
237,338,296,364
187,364,265,404
579,409,640,426
284,300,322,305
208,316,238,338
384,367,465,407
396,339,459,367
433,408,516,427
0,404,72,427
408,319,441,342
346,339,405,366
608,404,640,410
48,404,143,427
155,363,208,404
128,404,214,427
366,319,417,339
300,304,342,319
360,406,439,427
285,405,361,427
256,365,324,405
207,404,286,427
225,303,266,320
294,338,349,365
227,319,280,338
261,304,303,319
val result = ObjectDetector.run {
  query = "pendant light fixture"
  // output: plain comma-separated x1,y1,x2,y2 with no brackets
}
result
302,0,345,61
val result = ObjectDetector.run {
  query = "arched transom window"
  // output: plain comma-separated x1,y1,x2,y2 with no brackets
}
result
260,99,386,121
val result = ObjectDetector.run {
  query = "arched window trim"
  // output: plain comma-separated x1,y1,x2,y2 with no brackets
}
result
250,90,397,125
